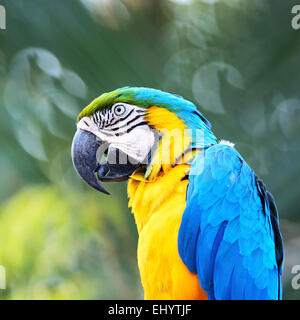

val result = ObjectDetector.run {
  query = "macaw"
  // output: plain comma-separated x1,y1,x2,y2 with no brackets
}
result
71,87,284,300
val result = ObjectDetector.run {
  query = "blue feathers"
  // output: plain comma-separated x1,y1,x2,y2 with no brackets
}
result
178,144,283,300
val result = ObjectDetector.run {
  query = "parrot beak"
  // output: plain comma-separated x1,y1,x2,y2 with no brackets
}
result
71,129,140,195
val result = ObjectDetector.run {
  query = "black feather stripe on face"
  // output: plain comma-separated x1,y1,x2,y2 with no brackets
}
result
107,109,135,128
92,104,147,137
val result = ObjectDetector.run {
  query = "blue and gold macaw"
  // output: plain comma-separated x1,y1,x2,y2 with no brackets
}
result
71,87,284,300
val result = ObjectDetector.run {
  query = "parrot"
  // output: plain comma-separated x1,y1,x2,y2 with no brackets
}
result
71,86,284,300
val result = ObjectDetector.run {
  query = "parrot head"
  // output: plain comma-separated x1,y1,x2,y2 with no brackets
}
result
72,87,216,194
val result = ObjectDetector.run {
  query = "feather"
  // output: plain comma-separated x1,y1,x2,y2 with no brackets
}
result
178,143,283,300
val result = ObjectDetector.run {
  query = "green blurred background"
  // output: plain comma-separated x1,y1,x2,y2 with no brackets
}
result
0,0,299,299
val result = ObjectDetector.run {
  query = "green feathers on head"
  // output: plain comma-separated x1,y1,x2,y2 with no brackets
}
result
77,86,198,121
78,87,145,121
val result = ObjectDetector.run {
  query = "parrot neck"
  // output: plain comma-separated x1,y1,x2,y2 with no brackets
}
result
127,105,211,232
143,106,216,180
128,149,200,234
143,106,195,180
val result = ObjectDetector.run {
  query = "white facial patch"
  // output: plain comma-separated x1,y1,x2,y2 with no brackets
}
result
77,104,155,163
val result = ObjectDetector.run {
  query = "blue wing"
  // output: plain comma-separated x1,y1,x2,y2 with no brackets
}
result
178,144,283,300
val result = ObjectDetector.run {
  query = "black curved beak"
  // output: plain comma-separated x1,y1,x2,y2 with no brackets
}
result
71,129,141,195
72,129,109,194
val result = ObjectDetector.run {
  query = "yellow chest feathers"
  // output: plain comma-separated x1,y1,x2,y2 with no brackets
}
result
127,165,207,300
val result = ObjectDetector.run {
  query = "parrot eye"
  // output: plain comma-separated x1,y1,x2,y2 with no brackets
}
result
114,104,126,116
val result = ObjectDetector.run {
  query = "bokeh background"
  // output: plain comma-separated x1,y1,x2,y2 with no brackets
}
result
0,0,299,299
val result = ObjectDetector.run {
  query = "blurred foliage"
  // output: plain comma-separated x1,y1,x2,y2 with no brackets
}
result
0,0,299,299
0,186,140,299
